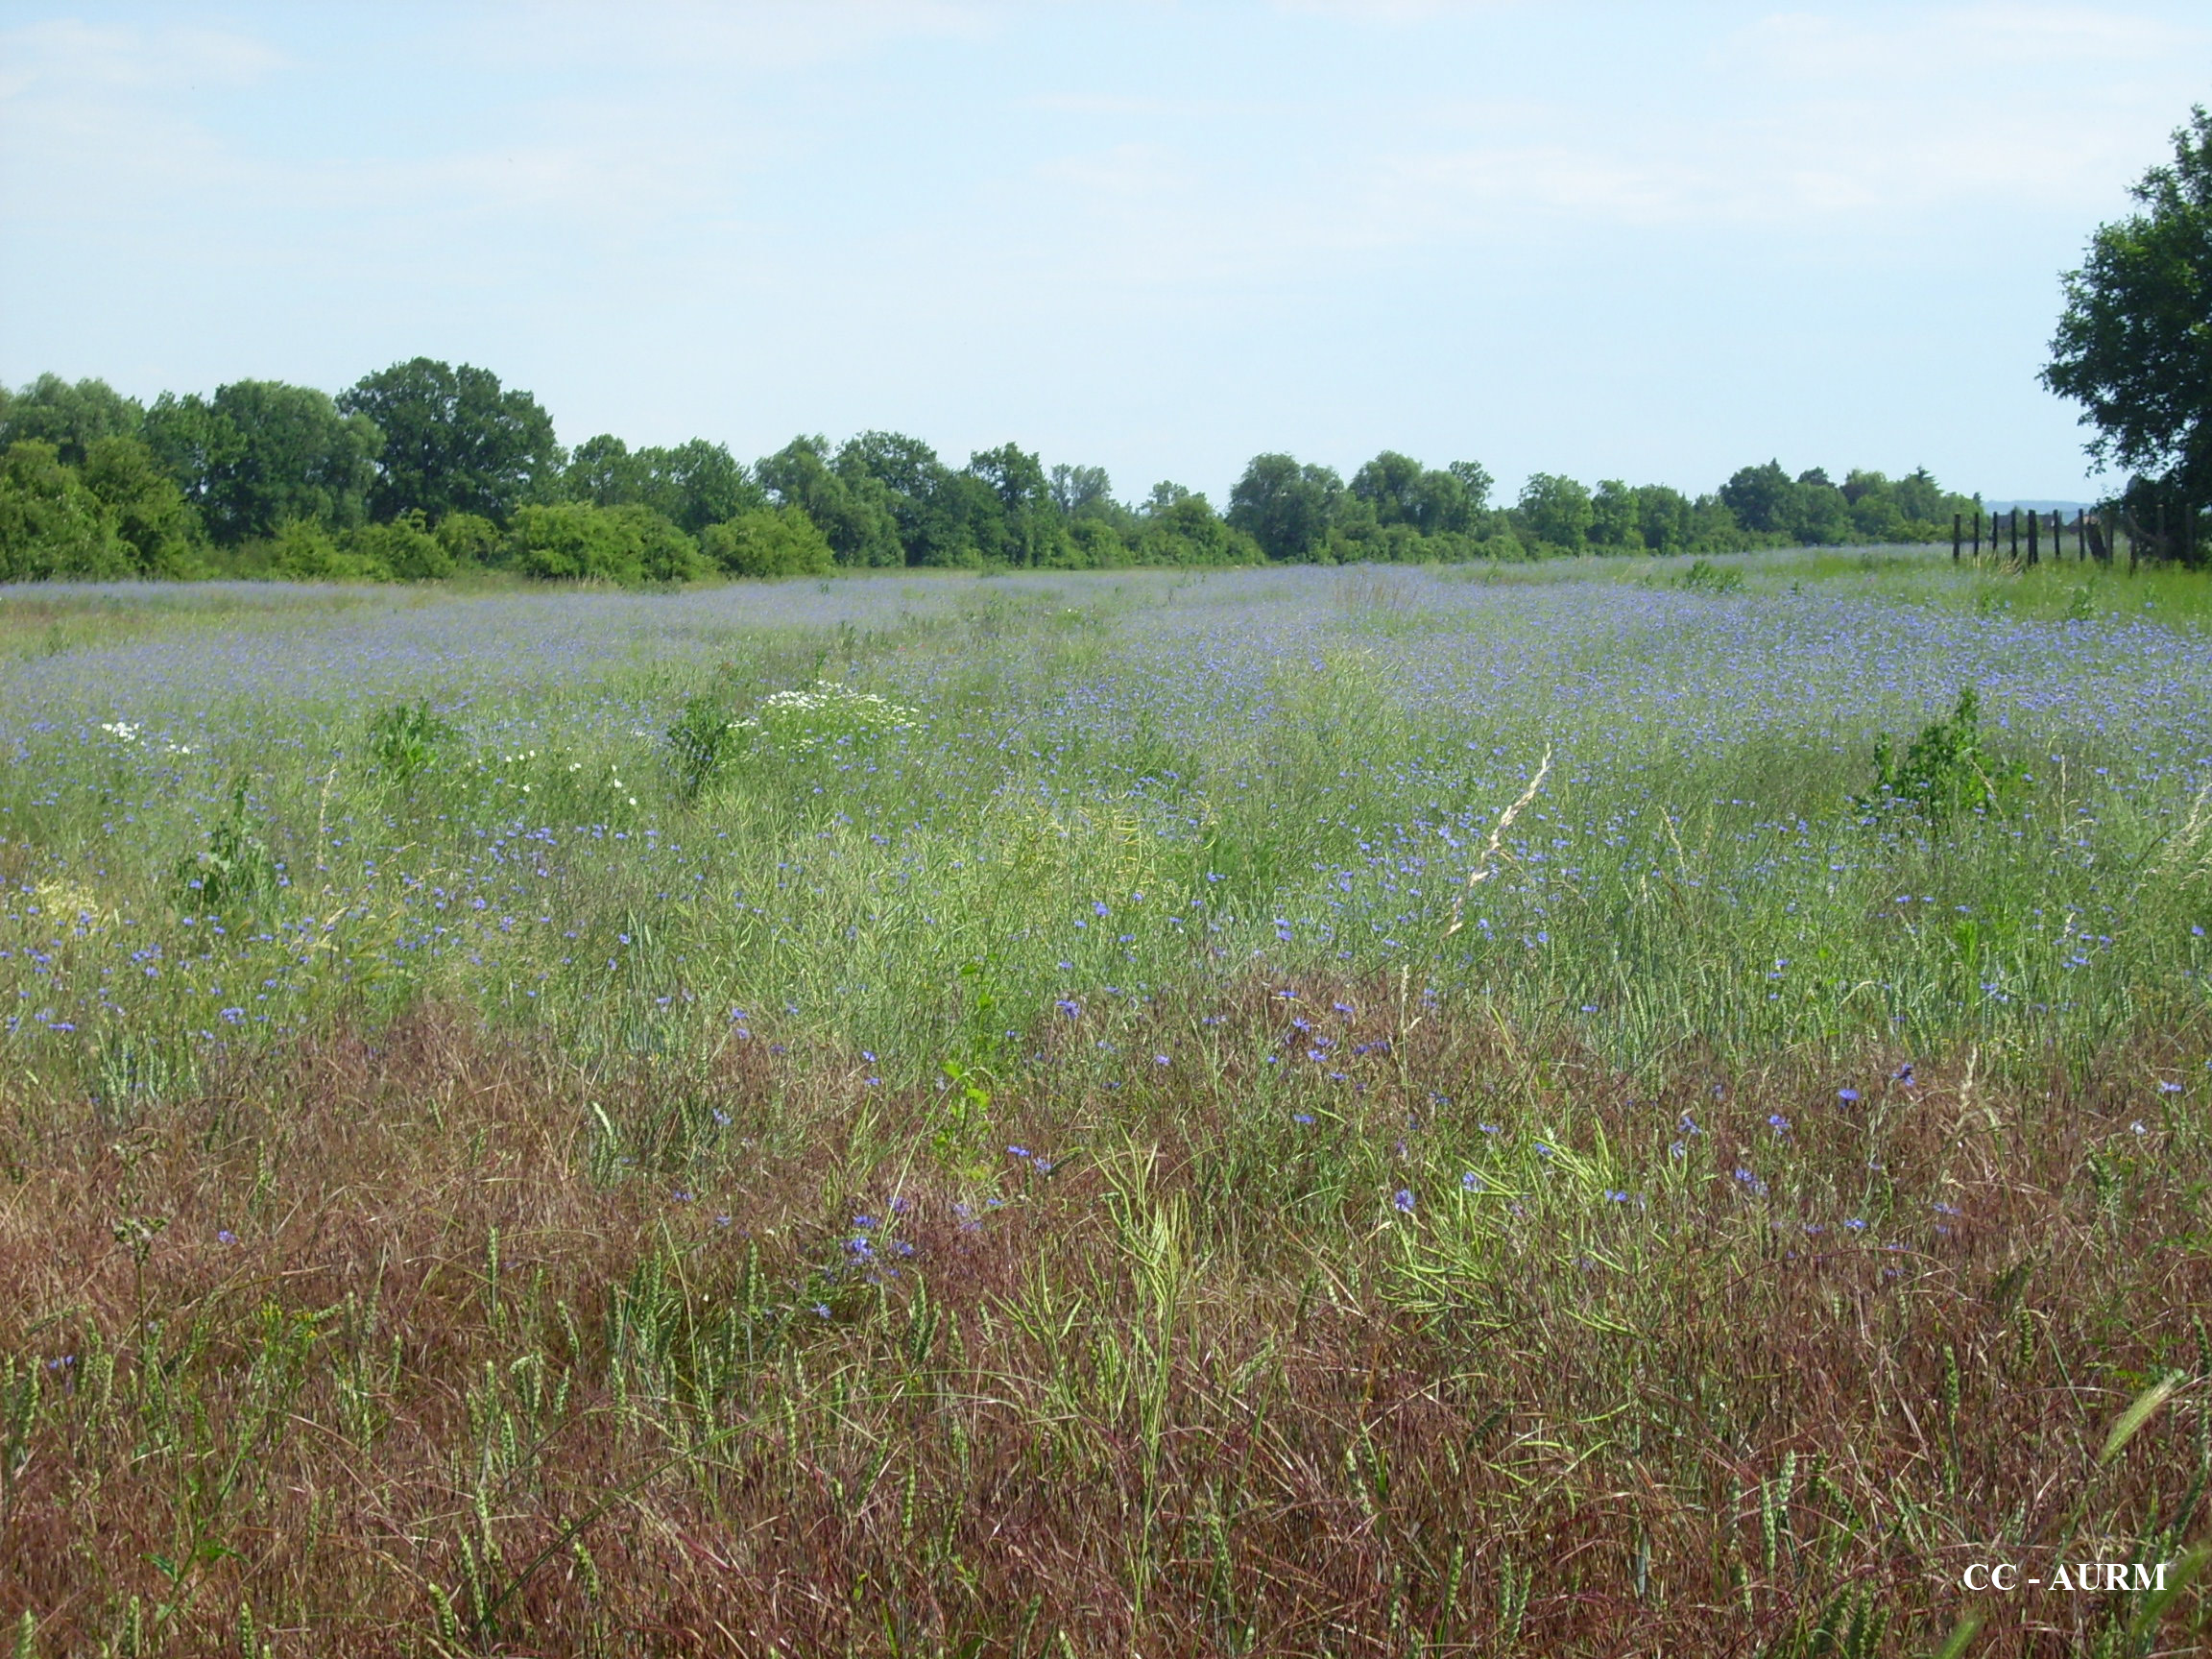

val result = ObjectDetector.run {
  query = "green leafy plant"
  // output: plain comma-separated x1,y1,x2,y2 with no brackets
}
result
1677,558,1743,594
365,700,460,783
933,1058,995,1179
1854,686,2002,824
664,694,744,801
176,780,277,909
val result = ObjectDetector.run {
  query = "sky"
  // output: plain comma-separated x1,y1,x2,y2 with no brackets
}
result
2,2,2208,505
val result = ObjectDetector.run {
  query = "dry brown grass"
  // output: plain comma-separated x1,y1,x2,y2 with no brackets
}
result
1,983,2206,1656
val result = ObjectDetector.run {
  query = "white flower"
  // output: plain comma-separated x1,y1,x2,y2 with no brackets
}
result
100,721,140,743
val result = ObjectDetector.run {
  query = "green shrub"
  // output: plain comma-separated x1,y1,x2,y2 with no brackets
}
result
1854,686,2006,823
176,780,277,911
1677,558,1744,593
346,510,454,581
434,511,501,567
0,440,132,580
81,434,204,574
665,694,746,799
510,502,702,586
366,700,461,783
267,518,388,582
699,506,834,578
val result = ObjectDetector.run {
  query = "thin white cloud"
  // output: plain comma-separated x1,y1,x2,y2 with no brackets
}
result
454,0,993,73
0,17,288,93
1741,2,2203,77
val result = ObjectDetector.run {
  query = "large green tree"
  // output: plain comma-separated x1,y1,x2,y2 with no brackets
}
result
1719,461,1794,535
1228,453,1342,562
81,435,202,572
1348,450,1484,537
757,436,903,566
968,443,1056,566
837,431,960,565
566,434,757,534
2044,107,2212,500
142,381,380,544
0,442,131,580
0,374,144,467
1517,472,1595,551
340,359,560,523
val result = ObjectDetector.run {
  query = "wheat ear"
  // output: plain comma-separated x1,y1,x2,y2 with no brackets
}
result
1446,746,1551,936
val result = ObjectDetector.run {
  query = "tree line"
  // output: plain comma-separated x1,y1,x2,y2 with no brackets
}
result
0,357,1983,585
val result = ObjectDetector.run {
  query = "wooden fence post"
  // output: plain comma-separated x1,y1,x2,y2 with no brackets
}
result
1973,510,1983,558
2028,507,2039,565
2009,508,2020,563
1953,512,1961,563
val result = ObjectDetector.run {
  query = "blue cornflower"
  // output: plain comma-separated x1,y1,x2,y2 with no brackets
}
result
1461,1171,1482,1190
1392,1189,1415,1214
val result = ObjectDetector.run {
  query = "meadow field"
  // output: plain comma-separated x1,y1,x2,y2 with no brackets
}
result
1,548,2209,1656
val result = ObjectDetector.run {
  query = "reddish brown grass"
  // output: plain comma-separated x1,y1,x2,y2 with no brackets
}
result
0,983,2205,1656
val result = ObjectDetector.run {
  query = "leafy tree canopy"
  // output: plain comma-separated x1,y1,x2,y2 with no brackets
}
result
566,434,758,534
2045,106,2212,499
1050,463,1114,519
1518,472,1595,551
1719,460,1795,535
82,435,202,573
0,374,143,467
340,358,560,524
1228,453,1343,562
0,441,132,580
141,381,380,544
758,435,904,567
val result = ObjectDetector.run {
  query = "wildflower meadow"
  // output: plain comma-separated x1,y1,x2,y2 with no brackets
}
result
2,547,2209,1655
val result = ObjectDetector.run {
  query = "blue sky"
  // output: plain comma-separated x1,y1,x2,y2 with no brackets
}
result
2,2,2208,505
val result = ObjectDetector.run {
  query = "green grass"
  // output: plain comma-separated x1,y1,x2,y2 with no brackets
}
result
1,548,2209,1654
